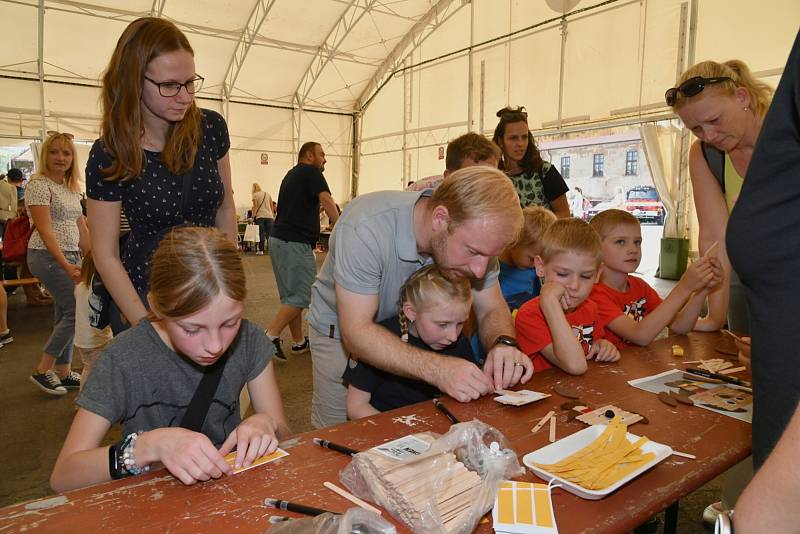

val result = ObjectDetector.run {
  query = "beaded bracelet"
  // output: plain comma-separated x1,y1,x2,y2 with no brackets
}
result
118,431,151,476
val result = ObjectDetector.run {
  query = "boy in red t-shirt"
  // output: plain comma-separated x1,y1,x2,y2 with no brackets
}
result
515,218,619,375
589,209,722,349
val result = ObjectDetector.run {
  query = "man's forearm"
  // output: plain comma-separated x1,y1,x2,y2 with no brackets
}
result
343,321,444,382
476,304,515,351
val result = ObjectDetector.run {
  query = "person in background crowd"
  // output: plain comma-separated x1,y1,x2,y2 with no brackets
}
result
406,132,501,192
493,107,570,217
251,183,275,256
27,132,85,395
265,142,339,361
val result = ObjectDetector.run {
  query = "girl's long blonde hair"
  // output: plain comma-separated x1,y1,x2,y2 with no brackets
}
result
38,133,81,193
148,227,245,320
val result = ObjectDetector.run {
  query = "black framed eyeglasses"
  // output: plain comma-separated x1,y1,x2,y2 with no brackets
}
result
665,76,732,106
144,75,204,97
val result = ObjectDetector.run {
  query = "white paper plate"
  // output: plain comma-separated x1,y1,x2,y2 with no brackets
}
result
522,424,673,500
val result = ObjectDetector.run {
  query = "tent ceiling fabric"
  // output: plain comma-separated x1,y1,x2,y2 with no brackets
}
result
1,0,450,113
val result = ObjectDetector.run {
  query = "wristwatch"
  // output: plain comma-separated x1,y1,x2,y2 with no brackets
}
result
493,335,520,349
715,509,734,534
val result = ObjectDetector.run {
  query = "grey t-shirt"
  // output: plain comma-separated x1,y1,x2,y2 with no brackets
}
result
78,319,271,447
309,189,498,339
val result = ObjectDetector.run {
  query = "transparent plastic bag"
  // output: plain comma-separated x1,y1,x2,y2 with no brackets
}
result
267,507,396,534
339,420,523,534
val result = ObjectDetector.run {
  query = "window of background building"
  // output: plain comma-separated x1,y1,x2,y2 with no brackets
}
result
593,153,604,177
625,150,638,176
560,155,571,179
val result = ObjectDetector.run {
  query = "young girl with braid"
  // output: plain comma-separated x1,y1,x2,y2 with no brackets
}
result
344,265,475,419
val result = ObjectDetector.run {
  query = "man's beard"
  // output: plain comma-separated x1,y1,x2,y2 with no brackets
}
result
430,231,474,281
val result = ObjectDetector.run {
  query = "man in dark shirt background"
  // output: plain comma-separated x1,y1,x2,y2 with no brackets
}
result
266,142,339,360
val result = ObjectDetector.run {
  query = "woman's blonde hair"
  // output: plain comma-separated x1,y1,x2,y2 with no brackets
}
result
539,218,601,264
252,183,262,193
398,264,472,341
512,206,557,249
100,17,201,182
431,166,523,235
671,60,774,119
148,226,245,320
38,133,81,193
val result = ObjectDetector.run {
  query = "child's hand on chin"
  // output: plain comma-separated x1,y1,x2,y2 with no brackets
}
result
218,414,279,470
540,281,570,310
145,427,232,485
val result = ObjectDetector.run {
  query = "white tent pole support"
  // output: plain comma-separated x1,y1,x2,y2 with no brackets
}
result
150,0,166,17
467,0,475,132
221,0,279,106
356,0,463,112
556,17,568,129
351,112,360,199
360,121,468,143
291,93,302,159
37,0,46,139
402,58,412,187
295,0,379,108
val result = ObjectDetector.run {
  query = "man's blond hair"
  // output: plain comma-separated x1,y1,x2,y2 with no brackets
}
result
513,206,557,249
539,218,601,264
431,166,523,235
589,209,640,239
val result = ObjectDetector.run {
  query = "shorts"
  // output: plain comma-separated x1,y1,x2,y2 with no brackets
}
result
269,236,316,308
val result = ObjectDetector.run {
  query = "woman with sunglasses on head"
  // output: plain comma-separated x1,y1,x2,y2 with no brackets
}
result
667,60,773,527
667,61,773,335
27,132,87,395
492,107,570,218
86,17,236,331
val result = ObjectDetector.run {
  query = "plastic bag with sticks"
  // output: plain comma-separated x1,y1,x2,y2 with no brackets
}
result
339,420,523,534
267,507,396,534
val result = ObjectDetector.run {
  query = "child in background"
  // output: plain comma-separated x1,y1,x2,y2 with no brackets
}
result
498,206,557,313
589,209,722,348
515,218,619,375
344,264,475,419
74,252,113,389
51,227,289,492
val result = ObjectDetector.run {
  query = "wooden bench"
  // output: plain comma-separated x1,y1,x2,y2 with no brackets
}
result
2,277,41,288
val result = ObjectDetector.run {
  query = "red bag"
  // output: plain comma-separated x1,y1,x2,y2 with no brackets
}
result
2,213,34,263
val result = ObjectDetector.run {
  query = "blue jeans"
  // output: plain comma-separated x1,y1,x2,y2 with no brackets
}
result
27,248,80,364
256,218,273,252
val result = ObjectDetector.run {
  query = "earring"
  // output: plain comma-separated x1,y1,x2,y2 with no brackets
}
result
743,107,749,111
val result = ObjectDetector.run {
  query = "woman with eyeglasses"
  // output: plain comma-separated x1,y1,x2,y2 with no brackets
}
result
667,59,773,527
492,107,570,218
667,61,773,335
85,17,236,331
27,132,87,395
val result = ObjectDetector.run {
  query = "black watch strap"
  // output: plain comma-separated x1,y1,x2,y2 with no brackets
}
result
494,335,520,348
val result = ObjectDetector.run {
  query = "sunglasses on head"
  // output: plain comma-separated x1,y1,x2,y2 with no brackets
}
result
497,106,528,120
46,130,74,140
665,76,732,106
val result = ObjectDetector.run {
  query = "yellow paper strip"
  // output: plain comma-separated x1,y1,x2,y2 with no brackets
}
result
497,488,514,524
533,488,554,528
516,489,533,525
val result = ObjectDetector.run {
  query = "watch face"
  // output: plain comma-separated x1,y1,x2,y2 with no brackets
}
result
496,335,519,347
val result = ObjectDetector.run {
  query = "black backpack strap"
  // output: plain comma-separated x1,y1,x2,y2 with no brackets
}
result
180,351,231,433
700,141,726,192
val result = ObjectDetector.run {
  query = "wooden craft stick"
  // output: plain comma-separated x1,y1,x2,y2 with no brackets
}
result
323,481,383,516
494,388,523,396
549,414,557,443
682,360,704,364
718,366,747,375
671,451,697,460
704,240,720,258
722,329,745,343
531,410,554,434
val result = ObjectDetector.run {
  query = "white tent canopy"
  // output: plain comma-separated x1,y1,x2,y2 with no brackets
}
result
1,0,797,208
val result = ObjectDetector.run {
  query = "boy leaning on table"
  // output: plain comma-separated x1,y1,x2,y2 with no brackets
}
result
514,218,619,375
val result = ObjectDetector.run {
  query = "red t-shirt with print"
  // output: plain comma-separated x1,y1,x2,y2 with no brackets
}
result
589,276,663,349
515,297,606,372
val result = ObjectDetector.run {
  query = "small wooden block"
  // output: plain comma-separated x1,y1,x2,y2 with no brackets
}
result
671,344,684,357
553,384,580,399
548,414,556,443
575,405,643,426
718,366,747,375
658,392,678,407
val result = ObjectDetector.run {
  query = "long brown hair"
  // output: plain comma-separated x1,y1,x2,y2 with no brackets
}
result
492,106,544,175
147,227,246,320
100,17,201,182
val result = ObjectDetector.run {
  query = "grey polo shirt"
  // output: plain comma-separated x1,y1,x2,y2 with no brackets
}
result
308,189,499,340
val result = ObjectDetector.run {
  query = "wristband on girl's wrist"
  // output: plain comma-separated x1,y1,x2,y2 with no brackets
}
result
108,431,150,479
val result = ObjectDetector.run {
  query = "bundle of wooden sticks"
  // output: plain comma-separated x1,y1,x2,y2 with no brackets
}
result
350,432,483,533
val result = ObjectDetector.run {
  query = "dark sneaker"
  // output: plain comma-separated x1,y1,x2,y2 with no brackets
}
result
268,334,287,361
59,371,81,389
0,330,13,345
291,336,310,353
30,370,67,396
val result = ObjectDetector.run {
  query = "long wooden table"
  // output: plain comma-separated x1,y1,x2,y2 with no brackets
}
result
0,332,751,533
